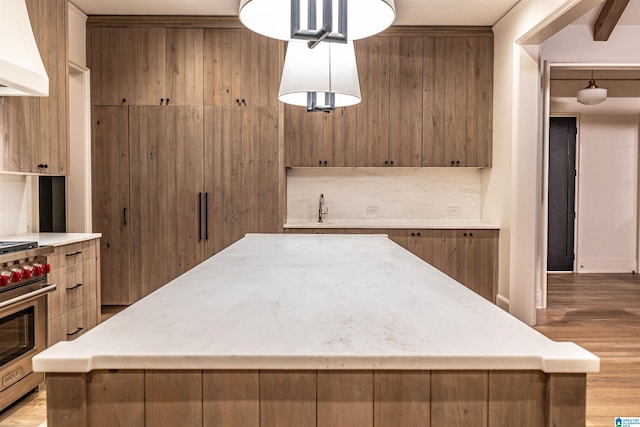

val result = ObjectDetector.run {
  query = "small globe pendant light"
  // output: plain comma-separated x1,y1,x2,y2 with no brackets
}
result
577,71,607,105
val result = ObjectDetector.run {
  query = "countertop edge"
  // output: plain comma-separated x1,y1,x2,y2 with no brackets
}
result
283,222,500,230
0,232,102,247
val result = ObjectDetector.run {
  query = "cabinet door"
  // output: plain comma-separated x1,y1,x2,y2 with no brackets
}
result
204,29,282,107
239,106,280,235
430,229,466,283
285,105,324,167
463,230,498,302
91,28,165,106
164,28,204,106
423,36,493,167
129,106,204,300
389,37,423,167
324,107,357,167
92,106,131,305
355,37,390,167
2,0,68,174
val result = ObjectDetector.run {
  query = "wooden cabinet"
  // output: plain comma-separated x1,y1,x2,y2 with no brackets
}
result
285,228,498,303
2,0,68,174
47,239,101,345
284,31,493,168
285,106,357,167
422,36,493,167
203,29,282,107
90,27,203,106
204,106,280,257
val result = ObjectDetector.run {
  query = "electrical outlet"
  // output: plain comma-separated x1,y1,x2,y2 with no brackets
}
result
447,206,460,217
366,206,379,215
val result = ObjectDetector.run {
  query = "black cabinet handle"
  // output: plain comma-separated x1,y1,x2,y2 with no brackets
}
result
205,192,209,240
66,283,83,291
166,98,170,105
451,160,455,166
236,99,241,106
411,232,415,236
241,99,246,106
384,160,388,165
67,327,83,337
390,161,394,165
469,232,473,237
324,160,328,166
319,160,323,166
37,163,48,169
65,251,82,257
198,192,202,242
160,98,164,105
122,98,127,104
456,160,460,165
123,207,127,226
464,232,468,237
417,232,421,236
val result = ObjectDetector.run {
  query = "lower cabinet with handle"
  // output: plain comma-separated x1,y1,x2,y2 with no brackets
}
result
47,239,101,345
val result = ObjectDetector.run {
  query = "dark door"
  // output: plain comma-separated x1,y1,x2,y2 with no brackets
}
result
547,117,577,271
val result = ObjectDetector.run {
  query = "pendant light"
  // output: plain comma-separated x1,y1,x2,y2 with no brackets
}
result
239,0,396,43
278,40,361,112
577,71,607,105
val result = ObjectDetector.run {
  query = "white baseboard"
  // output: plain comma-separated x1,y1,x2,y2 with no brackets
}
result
576,258,637,273
496,294,509,311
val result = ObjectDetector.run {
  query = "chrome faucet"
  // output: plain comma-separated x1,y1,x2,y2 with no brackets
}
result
319,193,328,223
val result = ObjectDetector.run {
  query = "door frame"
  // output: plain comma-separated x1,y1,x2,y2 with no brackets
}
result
540,60,640,309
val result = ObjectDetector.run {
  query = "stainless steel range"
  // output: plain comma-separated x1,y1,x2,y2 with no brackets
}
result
0,241,55,411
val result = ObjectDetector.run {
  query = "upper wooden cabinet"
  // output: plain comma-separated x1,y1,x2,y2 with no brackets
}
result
285,105,357,167
285,30,494,168
90,27,203,106
2,0,68,174
422,35,493,167
203,29,282,107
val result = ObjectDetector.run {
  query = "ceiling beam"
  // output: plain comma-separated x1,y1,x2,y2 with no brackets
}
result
593,0,630,41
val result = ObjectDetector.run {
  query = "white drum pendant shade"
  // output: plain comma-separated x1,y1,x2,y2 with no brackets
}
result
278,41,361,110
239,0,396,41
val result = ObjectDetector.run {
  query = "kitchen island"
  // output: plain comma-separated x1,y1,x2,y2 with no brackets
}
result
34,234,598,427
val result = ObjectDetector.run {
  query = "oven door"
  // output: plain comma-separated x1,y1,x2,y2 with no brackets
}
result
0,284,54,394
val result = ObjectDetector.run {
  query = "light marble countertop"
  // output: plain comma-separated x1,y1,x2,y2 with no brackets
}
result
283,220,499,229
0,232,101,247
33,234,597,373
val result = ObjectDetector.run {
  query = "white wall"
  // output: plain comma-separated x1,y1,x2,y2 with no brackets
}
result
0,175,31,236
287,168,483,223
489,0,595,324
576,115,638,272
68,3,87,67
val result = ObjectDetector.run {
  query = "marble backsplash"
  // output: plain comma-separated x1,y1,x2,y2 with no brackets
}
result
0,174,30,236
287,168,482,223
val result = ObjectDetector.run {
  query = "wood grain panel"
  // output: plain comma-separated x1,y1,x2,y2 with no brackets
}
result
476,36,493,167
203,371,259,427
47,374,88,427
488,371,546,427
3,0,68,174
260,371,316,427
464,230,498,302
317,371,373,427
87,370,144,427
389,36,423,167
91,106,130,305
546,374,587,427
374,371,430,427
132,28,165,105
145,371,203,427
355,37,390,167
325,107,357,167
90,27,135,105
204,29,242,106
431,371,488,426
165,28,204,105
285,105,324,167
243,30,282,107
421,36,436,167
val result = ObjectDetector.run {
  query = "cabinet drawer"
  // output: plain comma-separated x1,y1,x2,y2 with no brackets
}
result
61,305,86,341
49,241,97,269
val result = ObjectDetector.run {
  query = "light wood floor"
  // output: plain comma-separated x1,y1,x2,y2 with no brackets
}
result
0,276,638,426
536,273,640,427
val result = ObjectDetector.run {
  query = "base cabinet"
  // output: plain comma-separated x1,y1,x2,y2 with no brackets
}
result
47,239,101,345
285,228,498,303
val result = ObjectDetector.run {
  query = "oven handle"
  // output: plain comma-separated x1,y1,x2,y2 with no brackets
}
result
0,284,57,309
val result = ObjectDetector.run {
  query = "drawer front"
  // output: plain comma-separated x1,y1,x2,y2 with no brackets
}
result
62,305,86,340
49,240,97,269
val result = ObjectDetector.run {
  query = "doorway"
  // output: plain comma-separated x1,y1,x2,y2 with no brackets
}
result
547,116,577,272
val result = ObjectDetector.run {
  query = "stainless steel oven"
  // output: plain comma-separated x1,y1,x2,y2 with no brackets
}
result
0,242,55,411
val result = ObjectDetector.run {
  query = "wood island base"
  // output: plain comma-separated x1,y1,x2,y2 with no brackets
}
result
46,369,586,427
